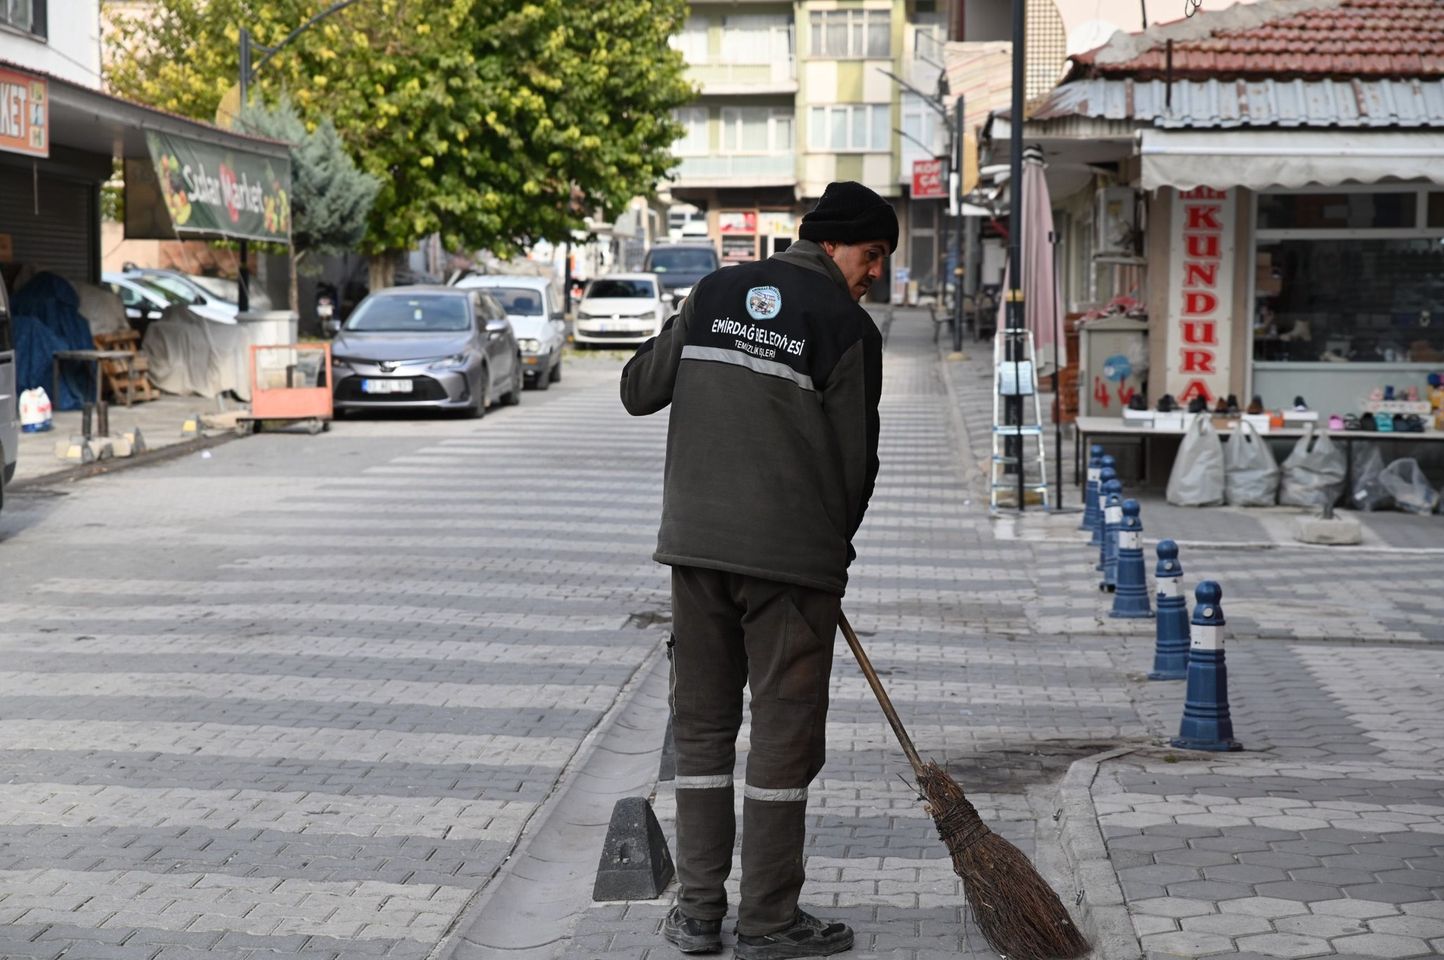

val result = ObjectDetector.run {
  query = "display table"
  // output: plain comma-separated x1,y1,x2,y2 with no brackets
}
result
1074,414,1444,485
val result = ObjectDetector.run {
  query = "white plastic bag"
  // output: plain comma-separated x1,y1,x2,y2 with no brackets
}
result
1377,458,1440,515
1348,445,1392,512
1278,425,1347,509
1223,419,1279,507
19,387,53,433
1167,413,1225,507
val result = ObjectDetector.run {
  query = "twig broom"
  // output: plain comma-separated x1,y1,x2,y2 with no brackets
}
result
839,612,1091,960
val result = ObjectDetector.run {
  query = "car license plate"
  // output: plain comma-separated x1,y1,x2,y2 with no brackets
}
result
362,379,413,394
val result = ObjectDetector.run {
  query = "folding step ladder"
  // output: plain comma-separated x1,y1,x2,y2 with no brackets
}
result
990,329,1050,511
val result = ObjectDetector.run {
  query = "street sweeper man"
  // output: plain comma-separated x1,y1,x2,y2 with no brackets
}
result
621,181,894,959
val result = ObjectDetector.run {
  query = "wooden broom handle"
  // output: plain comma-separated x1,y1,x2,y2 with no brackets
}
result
839,611,926,779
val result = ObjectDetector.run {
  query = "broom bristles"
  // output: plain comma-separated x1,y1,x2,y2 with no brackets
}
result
917,761,1091,960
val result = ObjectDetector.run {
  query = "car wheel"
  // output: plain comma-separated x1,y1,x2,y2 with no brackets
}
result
548,353,562,383
502,360,522,406
467,368,488,419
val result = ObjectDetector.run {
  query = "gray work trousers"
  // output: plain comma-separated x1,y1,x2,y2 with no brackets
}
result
668,565,841,936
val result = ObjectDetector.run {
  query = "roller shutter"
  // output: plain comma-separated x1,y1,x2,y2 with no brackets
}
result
0,169,97,285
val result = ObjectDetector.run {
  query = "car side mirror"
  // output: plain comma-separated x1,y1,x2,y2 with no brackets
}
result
486,318,509,337
323,318,341,337
192,295,207,305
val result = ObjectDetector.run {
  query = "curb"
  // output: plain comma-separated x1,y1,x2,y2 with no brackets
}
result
430,640,672,960
1056,746,1143,960
10,431,241,492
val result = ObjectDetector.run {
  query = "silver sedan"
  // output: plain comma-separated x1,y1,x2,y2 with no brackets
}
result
330,286,522,418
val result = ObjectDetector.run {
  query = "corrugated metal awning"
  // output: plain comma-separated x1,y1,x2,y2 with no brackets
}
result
1030,77,1444,129
1140,129,1444,190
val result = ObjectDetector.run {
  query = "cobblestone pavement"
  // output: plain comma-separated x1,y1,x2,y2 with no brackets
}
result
3,312,1441,960
0,358,675,960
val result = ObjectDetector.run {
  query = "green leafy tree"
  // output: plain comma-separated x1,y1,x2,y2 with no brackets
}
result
236,95,380,262
106,0,693,258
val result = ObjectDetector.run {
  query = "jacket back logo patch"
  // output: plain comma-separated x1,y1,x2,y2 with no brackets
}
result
745,285,782,321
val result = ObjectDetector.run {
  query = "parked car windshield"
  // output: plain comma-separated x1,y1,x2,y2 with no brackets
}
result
133,279,192,305
587,279,655,299
647,248,717,273
488,287,546,316
345,295,471,332
144,275,206,303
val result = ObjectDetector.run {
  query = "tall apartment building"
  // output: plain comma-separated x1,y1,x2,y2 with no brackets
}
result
664,0,950,300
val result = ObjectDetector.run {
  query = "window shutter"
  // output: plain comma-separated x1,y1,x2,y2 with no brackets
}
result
31,0,46,38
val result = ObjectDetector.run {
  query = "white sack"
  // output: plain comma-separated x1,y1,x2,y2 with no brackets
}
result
1278,425,1346,509
1167,414,1225,507
1224,419,1279,507
1378,458,1440,515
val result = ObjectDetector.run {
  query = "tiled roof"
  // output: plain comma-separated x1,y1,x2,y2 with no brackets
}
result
1069,0,1444,82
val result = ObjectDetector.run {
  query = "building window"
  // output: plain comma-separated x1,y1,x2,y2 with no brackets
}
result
669,15,708,63
721,107,792,154
808,104,888,152
673,107,709,156
809,9,890,58
1,0,45,35
721,14,792,64
1253,188,1444,364
899,93,942,167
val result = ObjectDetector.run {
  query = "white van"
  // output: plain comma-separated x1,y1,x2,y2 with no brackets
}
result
0,280,17,513
452,274,566,389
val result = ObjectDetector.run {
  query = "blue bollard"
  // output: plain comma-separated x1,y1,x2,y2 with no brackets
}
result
1110,499,1152,618
1091,462,1117,548
1171,581,1241,752
1099,480,1122,591
1148,540,1190,680
1080,445,1104,532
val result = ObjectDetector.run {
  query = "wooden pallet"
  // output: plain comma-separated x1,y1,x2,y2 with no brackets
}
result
93,330,157,404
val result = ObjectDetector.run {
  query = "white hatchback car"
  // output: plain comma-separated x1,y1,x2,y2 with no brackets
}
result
574,273,666,347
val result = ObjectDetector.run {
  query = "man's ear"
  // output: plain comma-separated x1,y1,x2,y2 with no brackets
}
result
820,240,839,256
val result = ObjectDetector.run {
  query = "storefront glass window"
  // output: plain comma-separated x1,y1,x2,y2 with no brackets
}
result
1429,192,1444,229
1253,237,1444,363
1257,191,1415,230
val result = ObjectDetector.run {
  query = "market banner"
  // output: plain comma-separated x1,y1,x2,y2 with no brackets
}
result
125,131,290,243
0,67,48,158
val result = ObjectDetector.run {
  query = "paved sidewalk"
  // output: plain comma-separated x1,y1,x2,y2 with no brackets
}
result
559,309,1443,960
11,392,241,487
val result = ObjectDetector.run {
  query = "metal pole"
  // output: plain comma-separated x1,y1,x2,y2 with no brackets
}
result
1007,0,1026,511
237,29,252,314
950,96,965,353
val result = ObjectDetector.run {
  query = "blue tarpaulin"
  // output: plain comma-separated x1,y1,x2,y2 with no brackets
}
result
11,273,95,411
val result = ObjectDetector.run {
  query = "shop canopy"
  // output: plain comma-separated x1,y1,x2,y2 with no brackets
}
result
1140,129,1444,192
1,59,291,244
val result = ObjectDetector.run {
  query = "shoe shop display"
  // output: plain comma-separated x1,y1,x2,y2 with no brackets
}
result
1213,397,1230,415
1293,395,1309,411
1376,412,1395,432
663,907,724,954
1329,414,1344,430
1188,396,1208,414
1246,395,1264,415
1157,394,1178,413
734,911,854,960
1128,394,1148,411
1361,412,1378,431
1225,394,1241,414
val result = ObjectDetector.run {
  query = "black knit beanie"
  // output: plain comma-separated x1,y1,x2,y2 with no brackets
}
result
798,181,899,253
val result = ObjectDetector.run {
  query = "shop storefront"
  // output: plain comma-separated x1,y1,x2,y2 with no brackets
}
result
994,0,1444,420
1,61,290,290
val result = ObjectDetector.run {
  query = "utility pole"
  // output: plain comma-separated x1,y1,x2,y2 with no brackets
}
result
950,96,965,353
235,0,369,312
1006,0,1026,511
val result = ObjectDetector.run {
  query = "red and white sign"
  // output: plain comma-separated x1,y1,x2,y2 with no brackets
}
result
0,67,48,158
718,211,757,234
911,159,946,200
1165,187,1234,405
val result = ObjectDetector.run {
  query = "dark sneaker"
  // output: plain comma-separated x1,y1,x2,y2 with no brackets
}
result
662,906,723,954
734,910,854,960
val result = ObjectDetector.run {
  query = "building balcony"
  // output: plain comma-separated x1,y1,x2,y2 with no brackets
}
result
670,153,796,188
685,60,798,95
